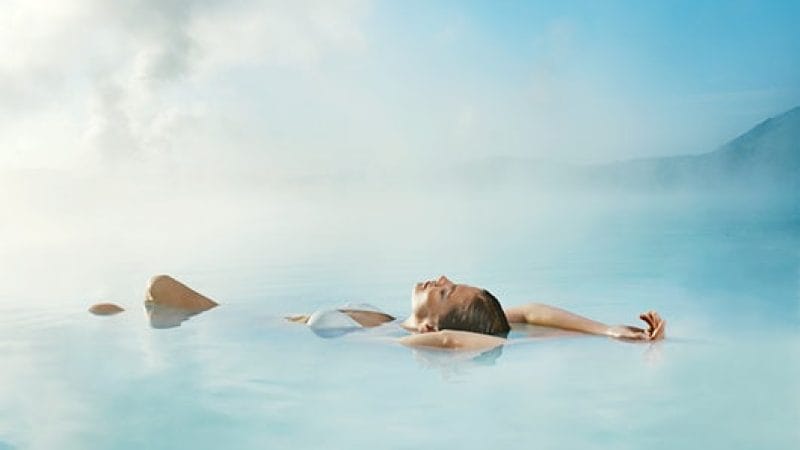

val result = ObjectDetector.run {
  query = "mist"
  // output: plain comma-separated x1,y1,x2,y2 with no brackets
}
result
2,0,799,308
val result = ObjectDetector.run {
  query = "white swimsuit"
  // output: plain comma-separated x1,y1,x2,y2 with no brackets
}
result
306,303,407,338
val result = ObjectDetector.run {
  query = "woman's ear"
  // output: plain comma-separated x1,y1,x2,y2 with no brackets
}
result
418,321,436,333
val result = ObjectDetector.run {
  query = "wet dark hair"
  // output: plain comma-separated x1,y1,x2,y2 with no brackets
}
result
438,289,510,337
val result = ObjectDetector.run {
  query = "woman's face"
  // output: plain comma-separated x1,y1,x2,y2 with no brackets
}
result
405,275,480,333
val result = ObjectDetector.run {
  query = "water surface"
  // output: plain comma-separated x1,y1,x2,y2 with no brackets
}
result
1,185,798,449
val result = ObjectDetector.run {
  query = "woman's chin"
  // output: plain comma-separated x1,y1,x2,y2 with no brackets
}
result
400,316,417,331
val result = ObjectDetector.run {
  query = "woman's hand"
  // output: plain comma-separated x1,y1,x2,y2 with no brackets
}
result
609,311,666,341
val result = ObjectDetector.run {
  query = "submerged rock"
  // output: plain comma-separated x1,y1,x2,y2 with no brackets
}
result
145,275,218,329
88,303,125,315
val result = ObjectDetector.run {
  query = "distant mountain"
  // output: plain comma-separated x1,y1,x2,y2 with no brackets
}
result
589,105,800,190
460,106,800,192
706,105,800,183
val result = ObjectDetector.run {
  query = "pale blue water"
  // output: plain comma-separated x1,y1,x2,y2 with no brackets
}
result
0,187,798,449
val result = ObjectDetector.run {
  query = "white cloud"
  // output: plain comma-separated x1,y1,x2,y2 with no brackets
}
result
188,1,368,74
2,2,794,173
0,0,371,170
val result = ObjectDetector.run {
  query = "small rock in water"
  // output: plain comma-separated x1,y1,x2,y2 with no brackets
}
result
89,303,125,316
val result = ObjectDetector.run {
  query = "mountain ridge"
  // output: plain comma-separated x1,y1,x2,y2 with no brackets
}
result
463,105,800,192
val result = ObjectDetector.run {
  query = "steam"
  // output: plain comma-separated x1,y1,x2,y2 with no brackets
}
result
0,0,370,170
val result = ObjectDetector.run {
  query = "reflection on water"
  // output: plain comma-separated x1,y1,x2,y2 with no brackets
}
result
145,301,212,329
411,344,505,373
0,188,798,449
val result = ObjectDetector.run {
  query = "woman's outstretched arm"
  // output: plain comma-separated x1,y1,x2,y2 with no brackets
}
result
504,303,665,341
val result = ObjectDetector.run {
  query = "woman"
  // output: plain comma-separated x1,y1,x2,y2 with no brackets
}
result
288,275,665,350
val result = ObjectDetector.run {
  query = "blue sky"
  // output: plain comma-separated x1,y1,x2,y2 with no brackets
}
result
386,0,800,92
0,0,798,171
358,0,800,160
